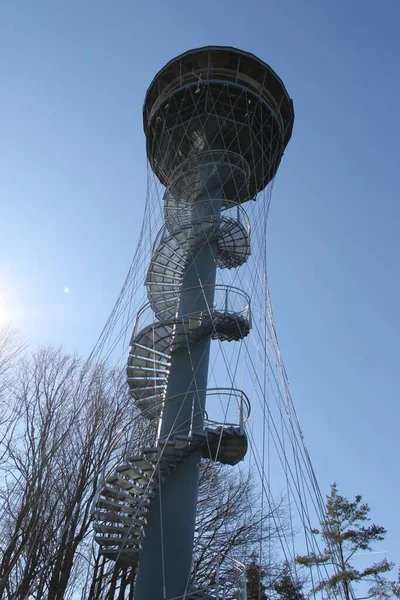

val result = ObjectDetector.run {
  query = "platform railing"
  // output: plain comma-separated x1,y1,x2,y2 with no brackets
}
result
163,150,250,207
147,68,285,137
166,149,251,184
164,198,251,240
154,387,251,439
168,555,248,599
132,284,251,340
179,284,251,323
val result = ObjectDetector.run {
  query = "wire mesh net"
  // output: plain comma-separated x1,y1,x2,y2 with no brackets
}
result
87,49,348,599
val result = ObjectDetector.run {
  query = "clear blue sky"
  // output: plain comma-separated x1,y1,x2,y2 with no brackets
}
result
1,0,399,577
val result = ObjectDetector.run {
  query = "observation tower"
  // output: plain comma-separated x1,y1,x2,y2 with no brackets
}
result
93,46,294,599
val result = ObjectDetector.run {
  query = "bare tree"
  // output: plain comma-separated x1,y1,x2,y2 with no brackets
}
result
0,325,25,435
0,346,137,599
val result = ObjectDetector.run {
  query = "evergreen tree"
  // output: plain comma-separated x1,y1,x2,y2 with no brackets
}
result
296,483,400,600
273,564,305,600
246,552,268,600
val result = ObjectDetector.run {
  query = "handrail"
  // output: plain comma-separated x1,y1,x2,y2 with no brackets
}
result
166,149,251,185
183,283,251,308
136,283,251,316
132,283,251,338
141,387,251,432
135,388,251,434
164,199,251,237
147,69,285,139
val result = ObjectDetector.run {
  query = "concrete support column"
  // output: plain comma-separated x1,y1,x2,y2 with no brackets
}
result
134,177,222,600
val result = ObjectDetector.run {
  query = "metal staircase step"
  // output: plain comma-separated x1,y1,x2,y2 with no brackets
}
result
133,337,171,355
93,510,144,525
100,548,139,564
152,248,183,267
141,446,159,456
174,434,192,448
150,293,180,305
128,381,166,400
106,474,154,494
147,280,181,290
142,449,171,464
147,267,181,280
129,385,165,399
127,351,169,366
200,427,248,466
101,485,152,505
141,451,173,473
127,364,169,377
128,366,169,380
127,456,157,473
93,524,143,537
133,331,172,355
129,345,165,362
127,377,167,393
132,328,172,354
151,249,185,273
94,535,139,548
206,426,232,436
117,464,153,484
128,386,166,402
135,392,163,405
150,259,182,274
97,498,148,517
127,377,166,390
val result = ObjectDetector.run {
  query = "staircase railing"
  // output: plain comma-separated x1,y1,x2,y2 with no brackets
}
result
156,387,251,440
167,556,249,599
164,197,251,237
131,285,251,340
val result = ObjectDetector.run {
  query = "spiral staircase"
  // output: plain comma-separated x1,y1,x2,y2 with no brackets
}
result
93,153,253,597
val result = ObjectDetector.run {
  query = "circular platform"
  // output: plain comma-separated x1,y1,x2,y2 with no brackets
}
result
143,46,294,198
